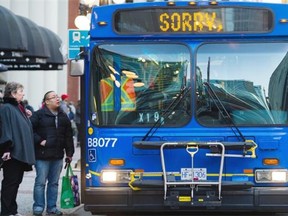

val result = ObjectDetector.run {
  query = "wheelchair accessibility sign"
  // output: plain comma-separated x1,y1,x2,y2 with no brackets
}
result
68,29,90,59
88,149,96,162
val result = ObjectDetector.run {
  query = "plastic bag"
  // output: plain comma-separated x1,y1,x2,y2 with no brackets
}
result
70,166,80,207
60,163,75,209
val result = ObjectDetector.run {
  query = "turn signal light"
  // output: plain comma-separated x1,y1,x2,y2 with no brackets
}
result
243,169,253,174
109,159,125,166
263,158,279,166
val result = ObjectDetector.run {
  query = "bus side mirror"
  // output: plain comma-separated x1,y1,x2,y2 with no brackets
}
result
70,59,84,76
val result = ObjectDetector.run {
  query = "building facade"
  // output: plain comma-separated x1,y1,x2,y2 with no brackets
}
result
0,0,80,110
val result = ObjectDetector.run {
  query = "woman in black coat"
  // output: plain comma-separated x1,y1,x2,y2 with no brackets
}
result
0,82,35,216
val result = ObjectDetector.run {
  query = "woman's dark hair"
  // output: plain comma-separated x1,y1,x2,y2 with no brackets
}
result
42,91,55,103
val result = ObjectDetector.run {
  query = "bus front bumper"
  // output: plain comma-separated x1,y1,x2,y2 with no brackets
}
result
84,186,288,214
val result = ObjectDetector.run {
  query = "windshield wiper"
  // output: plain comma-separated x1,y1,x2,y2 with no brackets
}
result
204,57,245,142
203,82,246,142
142,86,191,141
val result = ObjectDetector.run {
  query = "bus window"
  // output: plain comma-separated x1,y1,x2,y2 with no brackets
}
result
196,42,288,126
91,43,191,126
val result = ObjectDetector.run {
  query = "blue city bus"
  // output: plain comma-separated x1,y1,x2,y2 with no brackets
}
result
74,0,288,214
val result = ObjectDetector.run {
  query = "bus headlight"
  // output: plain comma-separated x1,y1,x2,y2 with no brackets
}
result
255,169,287,183
101,169,132,183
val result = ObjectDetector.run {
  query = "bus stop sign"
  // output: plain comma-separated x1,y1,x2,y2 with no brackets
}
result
68,29,89,59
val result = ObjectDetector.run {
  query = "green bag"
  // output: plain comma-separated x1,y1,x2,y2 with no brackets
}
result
60,164,74,209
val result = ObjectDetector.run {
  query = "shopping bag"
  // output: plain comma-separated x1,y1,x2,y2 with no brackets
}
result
60,164,74,209
69,165,81,207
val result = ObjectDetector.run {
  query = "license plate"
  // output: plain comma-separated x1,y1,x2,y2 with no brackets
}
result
181,168,207,181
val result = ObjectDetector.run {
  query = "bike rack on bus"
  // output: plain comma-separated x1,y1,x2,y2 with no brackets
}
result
160,142,225,201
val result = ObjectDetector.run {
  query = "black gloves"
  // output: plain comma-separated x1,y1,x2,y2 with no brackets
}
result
64,157,72,169
65,157,72,163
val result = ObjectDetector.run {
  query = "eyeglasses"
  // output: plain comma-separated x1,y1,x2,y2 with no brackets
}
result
46,95,60,100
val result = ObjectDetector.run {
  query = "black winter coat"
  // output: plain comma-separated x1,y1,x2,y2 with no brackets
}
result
0,97,35,166
30,106,74,160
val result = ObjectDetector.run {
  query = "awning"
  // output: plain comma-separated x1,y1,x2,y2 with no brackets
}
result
39,27,66,70
0,15,50,65
17,16,51,60
0,6,66,71
0,6,28,57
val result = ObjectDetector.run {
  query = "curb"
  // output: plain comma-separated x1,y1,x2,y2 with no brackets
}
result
62,204,84,215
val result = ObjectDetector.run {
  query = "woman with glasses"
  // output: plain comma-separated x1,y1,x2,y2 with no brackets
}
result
30,91,74,216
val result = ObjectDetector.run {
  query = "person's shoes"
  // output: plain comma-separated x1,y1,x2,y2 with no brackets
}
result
33,212,43,216
46,209,63,215
13,213,26,216
12,214,26,216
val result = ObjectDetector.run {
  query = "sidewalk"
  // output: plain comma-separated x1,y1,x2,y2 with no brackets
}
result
0,145,81,216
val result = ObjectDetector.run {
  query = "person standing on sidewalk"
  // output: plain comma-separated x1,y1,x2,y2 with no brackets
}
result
30,91,74,216
0,82,36,216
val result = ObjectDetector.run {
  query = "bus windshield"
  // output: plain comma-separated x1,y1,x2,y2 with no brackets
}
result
90,42,288,127
196,42,288,126
90,43,191,126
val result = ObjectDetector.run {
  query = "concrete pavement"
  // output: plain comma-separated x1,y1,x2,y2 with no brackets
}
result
0,145,87,216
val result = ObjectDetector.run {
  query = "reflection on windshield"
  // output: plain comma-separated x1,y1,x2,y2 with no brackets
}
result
196,43,288,126
91,44,191,126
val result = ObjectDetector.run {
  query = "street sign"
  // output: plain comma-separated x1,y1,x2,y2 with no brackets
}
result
68,29,89,59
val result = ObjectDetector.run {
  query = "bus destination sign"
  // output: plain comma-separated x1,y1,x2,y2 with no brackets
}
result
159,11,223,32
114,7,272,34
